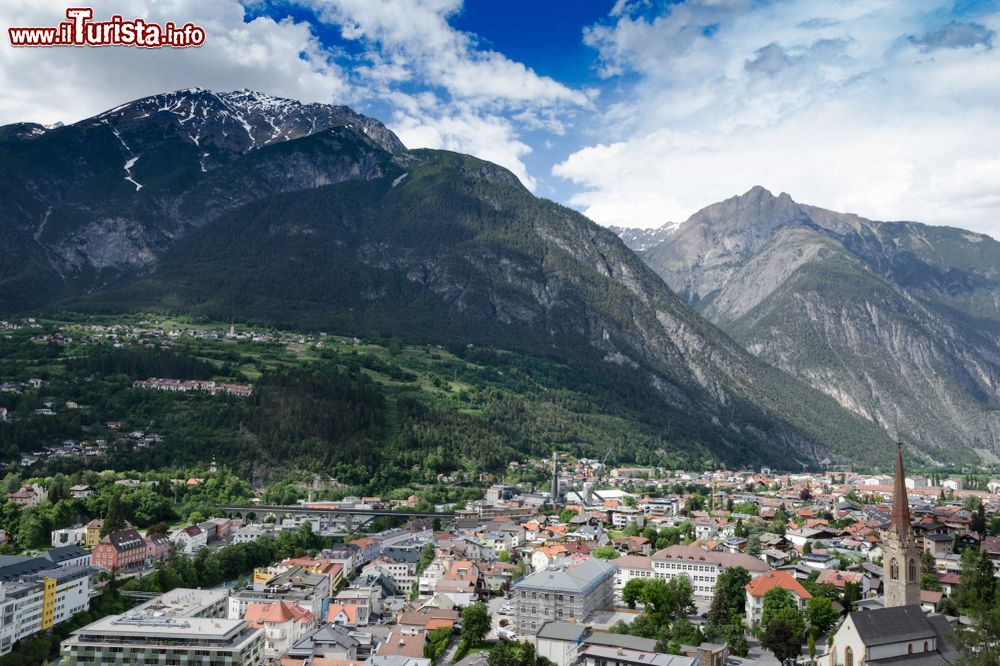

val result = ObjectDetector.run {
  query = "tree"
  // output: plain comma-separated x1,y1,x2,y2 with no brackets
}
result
971,504,987,535
771,506,789,536
761,616,803,662
101,493,127,536
921,549,936,575
761,587,796,630
747,532,762,556
488,640,555,666
622,579,646,609
557,508,577,523
958,548,997,613
807,632,816,663
592,545,620,560
951,603,1000,665
804,596,839,637
708,567,751,625
842,581,861,610
461,603,491,646
16,509,52,549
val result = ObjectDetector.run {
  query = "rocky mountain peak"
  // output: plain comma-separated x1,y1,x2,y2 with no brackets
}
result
81,87,405,166
688,186,806,232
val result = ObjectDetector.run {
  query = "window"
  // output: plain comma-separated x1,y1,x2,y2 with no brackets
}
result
908,644,913,654
923,641,929,652
889,558,898,580
845,647,854,666
909,559,916,581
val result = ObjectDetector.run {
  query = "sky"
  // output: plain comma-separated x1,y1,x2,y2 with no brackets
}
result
2,1,1000,235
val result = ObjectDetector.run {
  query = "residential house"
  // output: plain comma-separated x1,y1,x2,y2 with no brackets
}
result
6,484,46,508
745,571,812,627
145,532,171,561
83,519,103,548
171,525,208,554
327,602,371,628
243,601,316,660
282,623,360,664
68,485,94,499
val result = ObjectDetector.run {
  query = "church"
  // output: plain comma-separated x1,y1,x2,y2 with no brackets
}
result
822,443,959,665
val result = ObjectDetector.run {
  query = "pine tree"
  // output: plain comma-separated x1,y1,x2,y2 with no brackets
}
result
101,493,127,537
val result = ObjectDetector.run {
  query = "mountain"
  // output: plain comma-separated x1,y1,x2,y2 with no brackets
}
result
620,186,1000,463
608,222,679,252
0,90,896,468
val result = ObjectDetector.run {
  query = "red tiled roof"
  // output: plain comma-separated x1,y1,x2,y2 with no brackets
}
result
745,571,812,600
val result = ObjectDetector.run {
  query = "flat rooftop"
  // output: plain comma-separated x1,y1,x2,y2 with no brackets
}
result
135,587,228,616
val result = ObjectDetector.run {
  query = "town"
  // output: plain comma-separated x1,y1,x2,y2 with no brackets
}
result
0,442,997,665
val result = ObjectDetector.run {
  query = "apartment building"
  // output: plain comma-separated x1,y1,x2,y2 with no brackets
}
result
0,566,91,656
61,610,265,665
230,566,330,619
513,558,617,635
91,529,148,571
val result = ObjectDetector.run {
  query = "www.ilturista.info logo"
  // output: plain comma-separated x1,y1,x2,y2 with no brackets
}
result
8,7,205,48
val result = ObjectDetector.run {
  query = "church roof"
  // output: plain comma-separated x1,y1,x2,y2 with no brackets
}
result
851,605,936,646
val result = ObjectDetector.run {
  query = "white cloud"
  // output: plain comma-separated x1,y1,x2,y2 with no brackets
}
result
302,0,593,189
0,1,350,126
558,0,1000,236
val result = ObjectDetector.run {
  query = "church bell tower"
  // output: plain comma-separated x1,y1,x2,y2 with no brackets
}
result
882,441,920,608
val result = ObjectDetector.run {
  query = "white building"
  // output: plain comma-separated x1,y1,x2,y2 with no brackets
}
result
0,567,91,657
233,523,275,544
613,555,654,590
822,606,957,666
171,525,209,554
50,527,86,548
651,545,770,598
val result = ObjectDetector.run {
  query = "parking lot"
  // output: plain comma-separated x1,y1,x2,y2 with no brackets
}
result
486,592,518,640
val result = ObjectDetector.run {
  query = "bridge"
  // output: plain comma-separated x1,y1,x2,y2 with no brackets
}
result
215,504,454,519
213,504,454,532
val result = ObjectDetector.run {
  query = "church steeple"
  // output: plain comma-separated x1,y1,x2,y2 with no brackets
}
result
891,441,911,537
883,440,920,608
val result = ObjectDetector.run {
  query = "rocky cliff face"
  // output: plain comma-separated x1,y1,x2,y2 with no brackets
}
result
0,90,896,467
622,187,1000,463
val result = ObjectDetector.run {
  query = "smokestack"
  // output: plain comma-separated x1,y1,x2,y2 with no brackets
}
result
551,451,559,504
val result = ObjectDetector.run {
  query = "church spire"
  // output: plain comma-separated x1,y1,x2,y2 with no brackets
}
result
891,441,911,536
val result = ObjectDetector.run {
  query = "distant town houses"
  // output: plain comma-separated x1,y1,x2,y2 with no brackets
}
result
133,377,253,397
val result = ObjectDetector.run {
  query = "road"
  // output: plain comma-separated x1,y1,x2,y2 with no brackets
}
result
438,634,463,665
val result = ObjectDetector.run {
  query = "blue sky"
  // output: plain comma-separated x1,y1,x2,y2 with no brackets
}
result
3,1,1000,235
